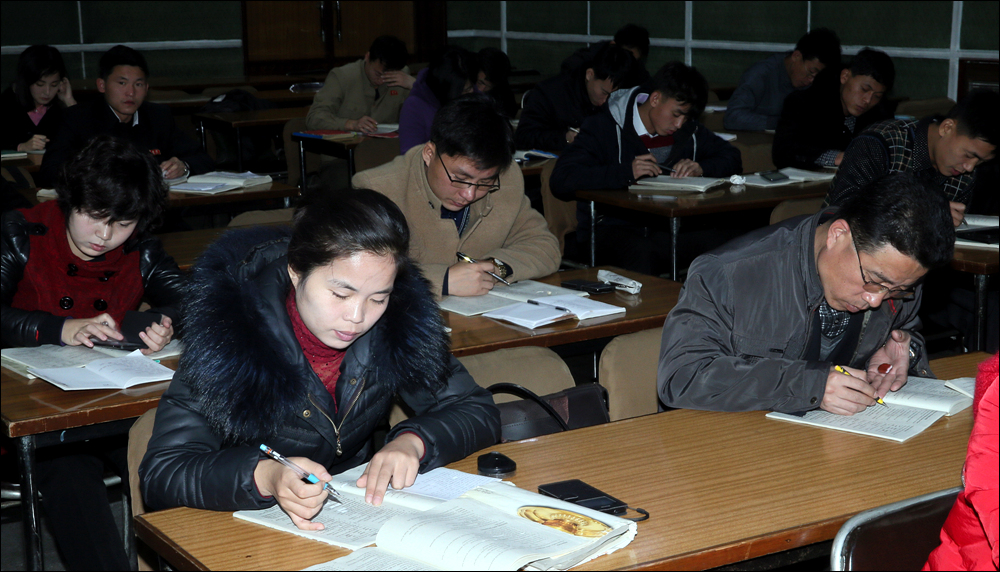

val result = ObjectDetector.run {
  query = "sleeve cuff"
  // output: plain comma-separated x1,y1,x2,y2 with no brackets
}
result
396,430,427,462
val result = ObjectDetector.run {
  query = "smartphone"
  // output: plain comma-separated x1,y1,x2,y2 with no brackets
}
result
90,311,162,351
759,170,790,182
561,279,615,294
538,479,627,516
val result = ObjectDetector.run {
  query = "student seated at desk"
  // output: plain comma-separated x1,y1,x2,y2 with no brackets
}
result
724,28,841,132
561,23,652,90
773,48,894,170
1,45,76,153
825,89,998,227
658,173,954,415
515,43,634,153
354,94,560,297
477,47,518,118
1,135,186,570
40,44,214,186
398,47,478,154
139,190,499,522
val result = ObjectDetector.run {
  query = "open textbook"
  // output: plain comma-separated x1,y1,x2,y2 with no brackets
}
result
26,350,175,391
171,171,272,194
235,465,636,571
1,340,182,379
742,167,836,187
955,215,999,250
438,280,588,317
482,295,625,329
629,175,727,193
767,376,974,442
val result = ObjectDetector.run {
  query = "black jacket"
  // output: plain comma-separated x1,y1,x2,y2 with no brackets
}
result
1,207,188,347
773,69,890,170
139,227,500,511
0,87,67,150
550,86,743,199
40,98,214,186
515,72,602,153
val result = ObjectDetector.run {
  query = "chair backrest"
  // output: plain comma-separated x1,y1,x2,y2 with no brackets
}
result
733,135,775,174
539,158,578,255
354,137,401,174
388,346,576,426
598,328,663,421
895,97,956,120
228,208,295,227
770,197,826,225
283,117,323,188
128,408,158,570
831,486,961,571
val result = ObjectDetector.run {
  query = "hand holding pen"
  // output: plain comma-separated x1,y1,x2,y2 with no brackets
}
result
820,364,884,416
256,444,341,531
456,252,510,285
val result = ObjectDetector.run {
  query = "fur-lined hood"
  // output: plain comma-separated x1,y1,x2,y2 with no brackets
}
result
179,226,450,442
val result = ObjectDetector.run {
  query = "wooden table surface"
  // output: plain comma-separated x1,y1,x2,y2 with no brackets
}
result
71,74,326,96
952,245,999,275
195,107,309,129
1,153,43,173
133,351,986,571
165,182,299,208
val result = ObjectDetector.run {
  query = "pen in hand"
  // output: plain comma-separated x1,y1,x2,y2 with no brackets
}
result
259,444,343,503
456,252,511,286
834,365,888,407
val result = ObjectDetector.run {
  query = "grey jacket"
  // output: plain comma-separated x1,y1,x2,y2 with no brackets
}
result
658,209,932,413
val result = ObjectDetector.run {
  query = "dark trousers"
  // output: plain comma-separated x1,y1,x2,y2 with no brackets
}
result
34,436,130,571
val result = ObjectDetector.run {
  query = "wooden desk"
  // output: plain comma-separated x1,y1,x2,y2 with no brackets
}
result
1,153,43,173
576,180,830,279
952,245,999,351
519,158,552,177
195,107,309,171
3,358,178,571
34,182,299,210
133,352,985,571
72,74,326,96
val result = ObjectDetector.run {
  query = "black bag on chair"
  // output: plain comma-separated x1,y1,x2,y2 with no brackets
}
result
488,382,610,442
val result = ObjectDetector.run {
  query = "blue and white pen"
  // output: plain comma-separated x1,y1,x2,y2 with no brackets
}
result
259,444,343,503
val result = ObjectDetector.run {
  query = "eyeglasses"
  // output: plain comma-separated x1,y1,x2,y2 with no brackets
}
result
438,154,500,194
851,232,915,300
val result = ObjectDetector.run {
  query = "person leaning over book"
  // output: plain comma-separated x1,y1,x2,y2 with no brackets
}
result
773,48,894,170
398,46,479,154
140,189,500,526
658,173,955,415
824,89,998,228
1,134,186,570
0,45,76,153
354,94,560,298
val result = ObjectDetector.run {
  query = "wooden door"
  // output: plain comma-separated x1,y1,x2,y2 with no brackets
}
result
333,1,416,59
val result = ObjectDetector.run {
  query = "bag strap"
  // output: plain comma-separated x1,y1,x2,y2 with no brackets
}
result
487,382,570,431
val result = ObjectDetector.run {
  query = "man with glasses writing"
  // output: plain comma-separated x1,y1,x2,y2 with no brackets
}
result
657,173,955,415
353,94,560,297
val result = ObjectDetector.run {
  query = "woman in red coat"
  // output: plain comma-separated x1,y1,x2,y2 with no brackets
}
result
924,353,999,571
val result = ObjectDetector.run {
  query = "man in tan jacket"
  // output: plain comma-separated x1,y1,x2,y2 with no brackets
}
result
354,95,561,297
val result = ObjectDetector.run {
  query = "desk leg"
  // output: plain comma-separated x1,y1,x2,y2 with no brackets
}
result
670,217,680,281
348,148,356,179
589,201,596,267
17,435,43,571
299,141,307,191
974,274,988,352
235,127,244,172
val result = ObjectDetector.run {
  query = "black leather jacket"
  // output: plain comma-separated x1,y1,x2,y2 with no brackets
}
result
139,227,500,511
1,208,187,347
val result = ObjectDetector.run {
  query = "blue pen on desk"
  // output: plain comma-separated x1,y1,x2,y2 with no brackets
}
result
259,444,343,503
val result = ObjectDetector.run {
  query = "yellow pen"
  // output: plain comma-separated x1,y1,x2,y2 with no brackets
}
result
834,365,887,407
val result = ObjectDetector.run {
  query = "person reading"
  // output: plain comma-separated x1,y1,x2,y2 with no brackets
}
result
1,134,186,570
561,23,652,90
825,88,998,227
1,45,76,153
139,189,500,525
398,47,479,154
773,48,894,169
658,173,955,415
477,47,518,118
40,44,213,186
354,94,560,297
724,28,841,132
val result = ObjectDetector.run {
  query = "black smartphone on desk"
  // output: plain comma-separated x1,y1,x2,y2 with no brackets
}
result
90,311,162,351
561,279,615,294
538,479,627,516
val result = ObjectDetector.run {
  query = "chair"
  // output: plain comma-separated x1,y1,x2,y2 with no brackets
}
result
127,408,159,571
539,158,578,257
769,197,826,225
283,117,323,188
895,97,956,120
598,328,662,421
733,135,775,174
830,486,960,571
388,346,576,426
228,208,295,227
354,137,400,174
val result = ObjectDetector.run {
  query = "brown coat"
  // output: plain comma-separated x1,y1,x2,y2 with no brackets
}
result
353,147,561,296
306,59,410,131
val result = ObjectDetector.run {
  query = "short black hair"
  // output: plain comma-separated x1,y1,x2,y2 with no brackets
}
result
835,172,954,270
425,47,479,106
99,45,149,80
368,35,408,71
947,89,999,148
649,61,709,116
288,188,411,278
849,48,895,92
56,135,167,243
14,45,68,110
796,28,841,68
478,47,511,86
587,43,634,89
430,94,514,173
614,24,650,59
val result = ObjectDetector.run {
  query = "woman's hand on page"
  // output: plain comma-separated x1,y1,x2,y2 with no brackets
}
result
356,433,424,506
254,457,331,530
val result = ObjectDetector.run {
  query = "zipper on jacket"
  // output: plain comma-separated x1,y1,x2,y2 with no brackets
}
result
308,376,367,456
847,311,873,366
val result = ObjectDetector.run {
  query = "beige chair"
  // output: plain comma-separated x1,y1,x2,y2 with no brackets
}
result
283,117,323,188
733,136,776,174
770,197,826,225
389,346,576,426
895,97,956,120
228,208,295,227
598,329,662,421
539,158,578,256
127,408,158,571
354,137,401,174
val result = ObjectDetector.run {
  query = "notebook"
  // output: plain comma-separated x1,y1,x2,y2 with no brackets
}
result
482,295,625,329
628,175,728,193
742,167,836,187
438,280,588,316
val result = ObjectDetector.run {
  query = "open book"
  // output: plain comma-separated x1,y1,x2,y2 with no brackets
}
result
235,465,636,571
27,350,175,391
955,215,999,250
766,376,974,442
743,167,836,187
2,340,182,379
482,295,625,329
629,175,727,193
171,171,273,194
438,280,588,317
